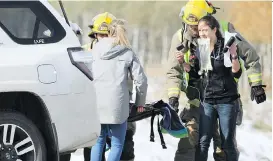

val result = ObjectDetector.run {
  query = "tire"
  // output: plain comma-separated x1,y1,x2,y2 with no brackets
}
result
0,111,47,161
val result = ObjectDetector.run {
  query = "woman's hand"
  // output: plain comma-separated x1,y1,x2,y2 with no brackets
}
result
176,51,185,64
230,43,240,73
137,106,145,113
229,43,237,58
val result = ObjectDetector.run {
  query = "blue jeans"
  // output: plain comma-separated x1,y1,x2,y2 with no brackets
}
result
197,100,239,161
91,121,127,161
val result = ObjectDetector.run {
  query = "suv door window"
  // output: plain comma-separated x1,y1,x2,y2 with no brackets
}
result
0,8,36,39
0,1,66,45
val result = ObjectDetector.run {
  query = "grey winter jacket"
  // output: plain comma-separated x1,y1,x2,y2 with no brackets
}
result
91,37,148,124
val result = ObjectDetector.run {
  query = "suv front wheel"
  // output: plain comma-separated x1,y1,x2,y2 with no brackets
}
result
0,112,46,161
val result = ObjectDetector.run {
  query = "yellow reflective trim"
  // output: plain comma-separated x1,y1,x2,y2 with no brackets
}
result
248,73,262,82
248,79,262,83
168,91,180,96
184,50,190,63
167,87,181,96
248,73,262,78
167,88,180,91
248,73,262,83
183,50,191,87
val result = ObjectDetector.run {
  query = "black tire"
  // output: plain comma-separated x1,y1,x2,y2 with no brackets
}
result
0,112,47,161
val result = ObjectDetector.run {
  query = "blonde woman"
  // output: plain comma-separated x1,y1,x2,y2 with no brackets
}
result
90,19,148,161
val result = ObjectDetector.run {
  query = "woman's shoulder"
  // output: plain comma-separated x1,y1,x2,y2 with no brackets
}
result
115,46,135,61
114,45,133,54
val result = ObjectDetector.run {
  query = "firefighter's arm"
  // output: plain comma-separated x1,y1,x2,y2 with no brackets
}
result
229,22,266,104
236,41,262,86
166,32,185,98
228,22,263,87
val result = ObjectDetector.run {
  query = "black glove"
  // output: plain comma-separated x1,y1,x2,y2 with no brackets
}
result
169,97,179,113
251,85,266,104
186,86,200,100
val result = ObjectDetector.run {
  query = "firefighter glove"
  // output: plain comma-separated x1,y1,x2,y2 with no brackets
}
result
251,85,266,104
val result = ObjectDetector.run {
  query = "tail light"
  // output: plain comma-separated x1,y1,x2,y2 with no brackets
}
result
67,47,93,81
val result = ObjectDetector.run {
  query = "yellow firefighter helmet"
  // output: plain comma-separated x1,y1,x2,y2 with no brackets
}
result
182,0,215,25
88,12,116,38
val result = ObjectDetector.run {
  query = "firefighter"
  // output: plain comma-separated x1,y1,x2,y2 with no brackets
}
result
166,0,266,161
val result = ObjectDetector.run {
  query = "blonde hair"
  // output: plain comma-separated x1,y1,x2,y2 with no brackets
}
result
108,19,131,47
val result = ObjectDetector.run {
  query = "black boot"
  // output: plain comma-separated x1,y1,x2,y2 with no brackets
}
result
120,129,135,161
83,147,91,161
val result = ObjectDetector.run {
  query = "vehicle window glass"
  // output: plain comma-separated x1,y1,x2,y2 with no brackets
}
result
0,1,66,45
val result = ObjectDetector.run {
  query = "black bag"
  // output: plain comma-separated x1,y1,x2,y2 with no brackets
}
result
127,100,188,149
128,103,161,122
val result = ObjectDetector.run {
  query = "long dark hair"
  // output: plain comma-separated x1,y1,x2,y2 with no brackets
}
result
199,15,222,39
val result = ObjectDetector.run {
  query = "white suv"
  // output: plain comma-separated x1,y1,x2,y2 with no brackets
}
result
0,1,100,161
